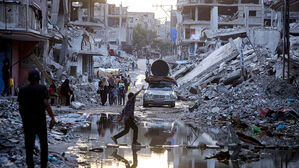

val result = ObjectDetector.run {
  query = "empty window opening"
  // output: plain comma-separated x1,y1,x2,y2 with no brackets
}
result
198,6,211,21
249,11,256,16
218,6,238,22
185,28,191,39
70,66,77,76
241,0,259,4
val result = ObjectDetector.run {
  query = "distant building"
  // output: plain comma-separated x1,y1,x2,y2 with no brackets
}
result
127,12,156,45
157,21,171,42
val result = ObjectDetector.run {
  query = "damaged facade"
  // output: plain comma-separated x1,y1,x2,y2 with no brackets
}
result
0,0,49,94
127,12,156,45
176,0,266,59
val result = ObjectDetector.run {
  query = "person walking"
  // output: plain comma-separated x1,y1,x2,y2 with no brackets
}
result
60,79,73,106
17,70,56,168
108,75,115,106
112,84,118,105
99,77,108,106
118,82,126,105
112,86,144,145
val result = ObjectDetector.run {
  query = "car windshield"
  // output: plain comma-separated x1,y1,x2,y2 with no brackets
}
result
148,83,173,91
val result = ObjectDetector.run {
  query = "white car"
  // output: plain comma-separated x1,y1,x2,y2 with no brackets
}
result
143,82,176,107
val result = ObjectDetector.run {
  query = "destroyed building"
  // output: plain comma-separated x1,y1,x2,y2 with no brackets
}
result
0,0,49,94
176,0,266,59
127,12,156,45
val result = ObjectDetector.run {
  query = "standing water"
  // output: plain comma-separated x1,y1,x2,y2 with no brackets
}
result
67,113,299,168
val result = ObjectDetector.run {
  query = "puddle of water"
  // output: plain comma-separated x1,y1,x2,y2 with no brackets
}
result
70,113,299,168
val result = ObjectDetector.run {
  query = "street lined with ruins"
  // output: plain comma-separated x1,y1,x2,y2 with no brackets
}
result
0,0,299,167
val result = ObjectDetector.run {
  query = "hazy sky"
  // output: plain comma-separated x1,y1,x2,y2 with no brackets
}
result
107,0,177,21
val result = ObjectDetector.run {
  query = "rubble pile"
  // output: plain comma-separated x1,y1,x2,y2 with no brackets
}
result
0,99,89,167
70,80,98,106
173,37,299,146
0,99,25,167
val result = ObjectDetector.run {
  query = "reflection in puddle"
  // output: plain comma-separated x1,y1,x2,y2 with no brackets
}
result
71,113,299,168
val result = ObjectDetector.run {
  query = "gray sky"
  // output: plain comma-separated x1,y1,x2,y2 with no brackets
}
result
107,0,176,22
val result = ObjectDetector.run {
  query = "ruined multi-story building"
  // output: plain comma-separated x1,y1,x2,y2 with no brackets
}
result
176,0,265,58
0,0,49,93
127,12,156,45
157,21,171,42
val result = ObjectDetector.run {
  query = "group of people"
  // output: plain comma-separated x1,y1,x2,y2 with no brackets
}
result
98,74,131,106
17,68,144,168
48,79,74,106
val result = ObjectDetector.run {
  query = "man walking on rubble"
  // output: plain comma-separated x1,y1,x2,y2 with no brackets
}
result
18,69,56,168
112,85,144,145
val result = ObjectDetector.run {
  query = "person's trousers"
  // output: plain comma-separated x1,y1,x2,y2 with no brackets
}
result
24,126,48,168
113,118,138,143
100,92,107,105
118,96,125,105
109,93,114,105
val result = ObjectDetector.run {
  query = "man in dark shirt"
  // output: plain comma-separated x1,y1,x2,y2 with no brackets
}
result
18,70,56,168
112,85,144,145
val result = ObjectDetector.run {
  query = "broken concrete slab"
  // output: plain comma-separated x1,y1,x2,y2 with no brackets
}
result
221,69,241,85
178,38,242,85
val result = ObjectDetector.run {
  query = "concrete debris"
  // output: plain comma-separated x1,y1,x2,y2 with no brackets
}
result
0,99,83,167
71,102,85,110
177,38,242,85
174,36,299,147
189,87,197,94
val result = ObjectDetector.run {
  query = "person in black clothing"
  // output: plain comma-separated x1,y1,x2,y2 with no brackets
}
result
60,79,73,106
18,70,56,168
99,78,108,106
112,86,144,145
2,60,10,96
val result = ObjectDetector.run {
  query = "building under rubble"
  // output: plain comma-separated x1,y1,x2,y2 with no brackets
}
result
175,0,290,59
176,0,264,59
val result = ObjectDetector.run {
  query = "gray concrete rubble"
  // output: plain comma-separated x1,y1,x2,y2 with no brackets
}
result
0,99,85,167
172,36,299,147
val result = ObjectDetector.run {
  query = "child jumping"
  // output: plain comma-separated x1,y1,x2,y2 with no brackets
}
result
112,86,144,145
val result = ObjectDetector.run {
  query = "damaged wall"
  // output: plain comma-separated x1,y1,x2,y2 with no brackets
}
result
247,28,280,54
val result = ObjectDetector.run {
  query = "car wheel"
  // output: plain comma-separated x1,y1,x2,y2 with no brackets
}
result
170,102,175,108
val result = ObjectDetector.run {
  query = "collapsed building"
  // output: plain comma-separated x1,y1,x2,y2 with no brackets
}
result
174,0,298,60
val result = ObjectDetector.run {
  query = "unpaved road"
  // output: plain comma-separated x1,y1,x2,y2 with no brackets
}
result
48,59,298,168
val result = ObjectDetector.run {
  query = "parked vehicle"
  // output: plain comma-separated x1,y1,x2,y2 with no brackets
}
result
143,59,176,107
143,82,176,107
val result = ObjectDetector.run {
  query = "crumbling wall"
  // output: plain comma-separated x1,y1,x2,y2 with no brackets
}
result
248,29,280,54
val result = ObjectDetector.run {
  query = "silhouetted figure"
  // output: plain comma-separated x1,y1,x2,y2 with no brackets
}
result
112,147,139,168
112,86,144,145
18,70,56,168
2,60,10,96
60,79,73,106
99,78,108,106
